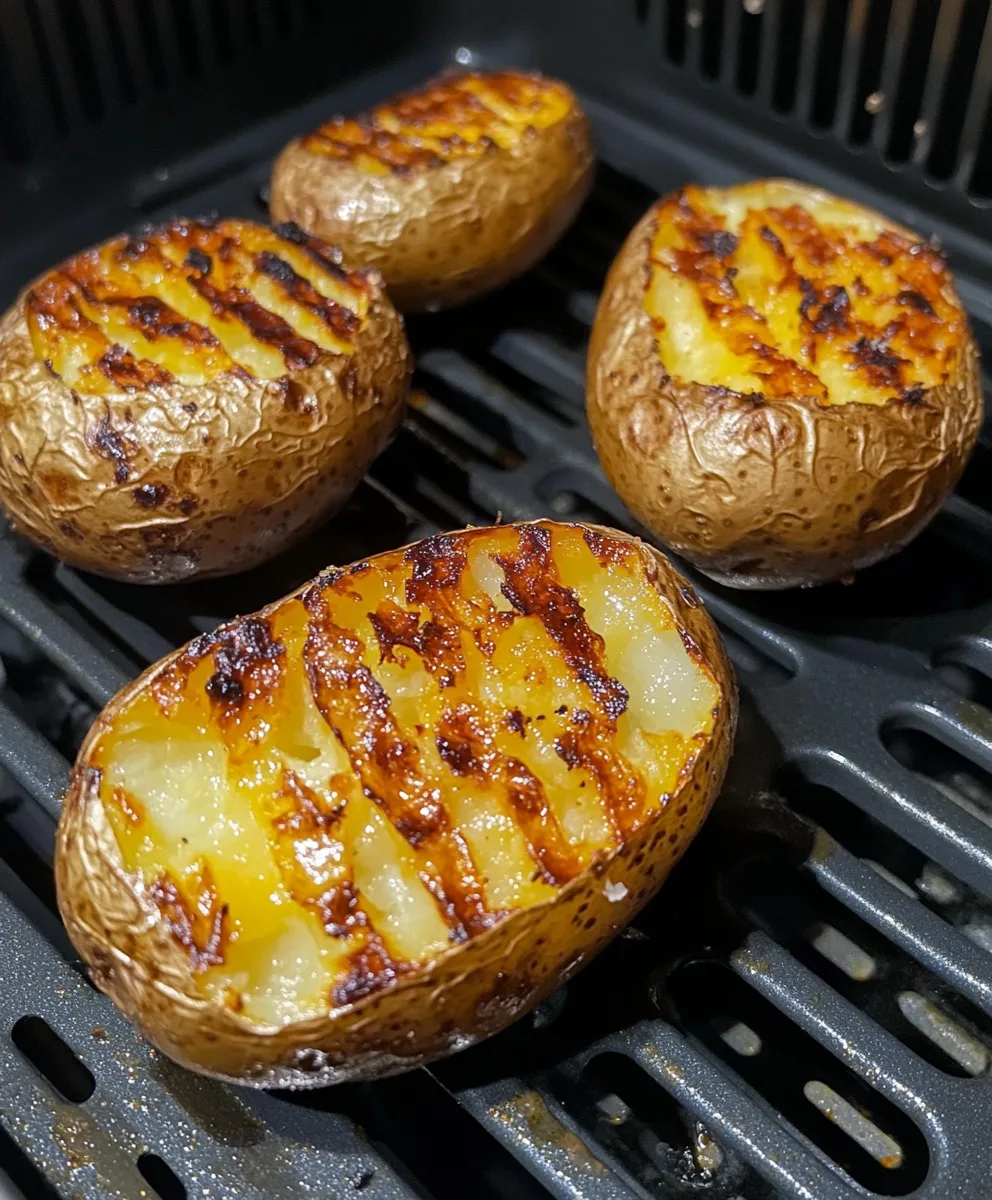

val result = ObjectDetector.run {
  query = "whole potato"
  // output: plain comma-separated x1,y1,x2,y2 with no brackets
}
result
56,521,735,1087
0,218,410,583
270,69,595,312
588,180,983,589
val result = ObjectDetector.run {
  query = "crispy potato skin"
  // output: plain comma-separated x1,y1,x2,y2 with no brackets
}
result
55,522,735,1088
269,71,595,312
0,220,411,583
587,184,984,589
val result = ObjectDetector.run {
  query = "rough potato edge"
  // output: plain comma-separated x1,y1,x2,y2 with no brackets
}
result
55,521,737,1088
269,101,595,311
586,188,984,589
0,281,411,583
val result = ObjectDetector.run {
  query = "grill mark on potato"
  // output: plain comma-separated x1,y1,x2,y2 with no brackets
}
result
256,251,360,341
650,186,962,405
332,934,411,1007
659,194,824,402
554,708,646,837
272,222,357,285
493,525,646,834
404,532,515,654
382,532,588,885
436,703,582,885
368,600,464,689
268,768,381,944
26,273,95,334
189,275,322,370
149,864,229,973
66,268,222,352
200,617,286,716
302,581,493,941
301,70,574,172
496,524,629,722
25,218,370,393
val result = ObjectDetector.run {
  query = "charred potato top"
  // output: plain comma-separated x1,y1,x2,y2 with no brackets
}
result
0,218,410,582
56,521,735,1087
270,69,595,311
588,179,982,588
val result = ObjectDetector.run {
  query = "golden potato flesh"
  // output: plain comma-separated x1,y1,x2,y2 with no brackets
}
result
0,218,409,582
56,522,735,1086
270,70,594,311
588,180,983,589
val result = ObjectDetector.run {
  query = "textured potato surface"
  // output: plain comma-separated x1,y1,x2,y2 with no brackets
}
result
588,179,982,590
647,181,966,406
26,218,372,394
300,70,574,171
87,523,718,1027
269,69,594,312
0,217,409,582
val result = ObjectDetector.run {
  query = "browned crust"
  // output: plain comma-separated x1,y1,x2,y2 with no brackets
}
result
587,193,984,589
0,273,411,584
54,521,736,1088
269,76,595,312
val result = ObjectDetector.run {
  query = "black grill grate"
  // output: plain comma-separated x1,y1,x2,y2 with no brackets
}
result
639,0,992,199
0,24,991,1200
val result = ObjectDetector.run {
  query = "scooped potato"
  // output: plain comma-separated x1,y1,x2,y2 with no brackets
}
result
56,521,735,1088
0,218,410,583
588,179,983,589
269,69,594,312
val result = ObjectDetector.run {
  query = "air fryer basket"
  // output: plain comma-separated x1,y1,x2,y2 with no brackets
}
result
1,2,991,1197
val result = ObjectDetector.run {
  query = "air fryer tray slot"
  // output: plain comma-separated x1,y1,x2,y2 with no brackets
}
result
0,49,991,1200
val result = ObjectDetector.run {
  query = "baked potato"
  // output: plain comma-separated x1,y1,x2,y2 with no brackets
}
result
587,179,983,589
56,520,735,1088
0,218,410,583
269,69,595,312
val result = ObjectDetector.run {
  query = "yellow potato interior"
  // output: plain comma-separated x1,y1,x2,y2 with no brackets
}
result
645,180,967,405
92,524,719,1026
303,70,575,171
25,218,372,394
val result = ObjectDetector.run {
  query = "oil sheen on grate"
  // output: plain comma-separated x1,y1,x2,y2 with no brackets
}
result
1,19,992,1200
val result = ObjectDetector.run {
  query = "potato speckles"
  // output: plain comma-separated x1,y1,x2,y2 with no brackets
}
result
25,218,374,394
89,523,721,1028
300,70,577,173
646,181,966,406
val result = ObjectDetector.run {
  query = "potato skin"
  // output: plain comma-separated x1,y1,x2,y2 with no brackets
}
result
269,72,595,312
0,227,411,584
588,194,984,589
55,523,735,1089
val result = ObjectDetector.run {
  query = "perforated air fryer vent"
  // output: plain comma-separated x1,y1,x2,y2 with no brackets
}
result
638,0,992,200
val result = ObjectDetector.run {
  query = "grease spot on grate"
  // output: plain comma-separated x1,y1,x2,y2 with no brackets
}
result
803,1081,903,1168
